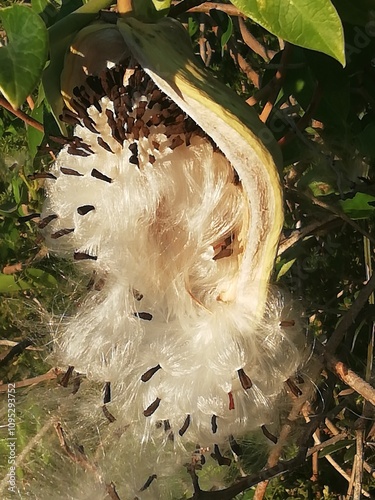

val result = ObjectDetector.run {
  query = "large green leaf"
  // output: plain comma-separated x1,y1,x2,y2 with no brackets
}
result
0,5,48,109
230,0,345,66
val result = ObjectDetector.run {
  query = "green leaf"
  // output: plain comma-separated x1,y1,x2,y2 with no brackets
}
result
26,104,44,160
220,15,233,51
0,273,31,293
25,268,58,288
318,439,354,458
31,0,61,26
276,258,296,281
230,0,345,66
0,5,48,109
339,193,375,219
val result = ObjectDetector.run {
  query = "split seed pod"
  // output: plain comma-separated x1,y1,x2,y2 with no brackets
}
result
42,15,306,447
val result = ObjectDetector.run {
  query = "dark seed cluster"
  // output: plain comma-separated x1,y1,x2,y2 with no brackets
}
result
61,60,208,166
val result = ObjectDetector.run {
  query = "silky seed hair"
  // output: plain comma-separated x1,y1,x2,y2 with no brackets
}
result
40,53,308,465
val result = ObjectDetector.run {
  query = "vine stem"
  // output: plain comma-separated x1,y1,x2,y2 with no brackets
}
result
0,96,44,133
259,43,293,123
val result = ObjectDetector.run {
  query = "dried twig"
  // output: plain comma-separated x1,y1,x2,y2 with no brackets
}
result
238,17,276,61
277,215,337,255
259,43,293,123
324,353,375,406
353,428,365,500
0,95,44,132
0,339,43,351
229,42,259,87
0,368,63,393
297,190,375,247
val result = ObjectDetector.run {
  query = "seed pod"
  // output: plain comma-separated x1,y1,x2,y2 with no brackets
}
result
41,14,306,450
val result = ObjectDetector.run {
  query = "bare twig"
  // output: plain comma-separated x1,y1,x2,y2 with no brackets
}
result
353,428,365,500
229,42,260,87
277,215,337,255
0,96,44,132
0,368,63,393
305,432,348,457
259,43,293,122
324,352,375,406
0,339,43,351
238,17,276,61
304,409,370,499
296,190,375,247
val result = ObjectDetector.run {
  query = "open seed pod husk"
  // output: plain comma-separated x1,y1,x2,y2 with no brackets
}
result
39,14,309,496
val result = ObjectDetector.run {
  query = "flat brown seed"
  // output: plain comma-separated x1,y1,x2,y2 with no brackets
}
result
103,382,111,404
141,364,161,382
140,474,157,492
128,143,138,155
77,205,95,215
129,155,139,166
51,228,74,239
60,366,74,387
238,368,253,390
178,414,191,436
67,146,90,157
211,415,218,434
280,320,296,327
211,444,231,466
60,167,83,176
261,424,278,444
102,405,116,423
38,214,58,229
91,169,112,183
134,312,153,321
74,252,97,261
143,397,161,417
97,136,114,153
286,378,303,397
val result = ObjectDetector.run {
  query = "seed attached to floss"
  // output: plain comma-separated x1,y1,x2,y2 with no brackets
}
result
141,364,161,382
143,397,161,417
178,414,191,436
